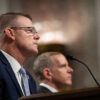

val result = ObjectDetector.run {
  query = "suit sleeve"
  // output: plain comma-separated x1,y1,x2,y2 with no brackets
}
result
0,72,4,100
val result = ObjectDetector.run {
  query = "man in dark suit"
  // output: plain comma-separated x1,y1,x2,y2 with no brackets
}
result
33,52,73,94
0,12,40,100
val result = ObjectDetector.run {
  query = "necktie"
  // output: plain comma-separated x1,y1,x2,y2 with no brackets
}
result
19,67,30,96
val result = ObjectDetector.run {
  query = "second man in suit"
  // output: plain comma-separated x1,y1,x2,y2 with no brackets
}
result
33,52,73,93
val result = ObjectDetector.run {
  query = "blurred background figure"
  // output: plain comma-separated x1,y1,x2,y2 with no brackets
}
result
33,52,73,93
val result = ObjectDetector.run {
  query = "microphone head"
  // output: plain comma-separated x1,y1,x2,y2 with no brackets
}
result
66,55,75,60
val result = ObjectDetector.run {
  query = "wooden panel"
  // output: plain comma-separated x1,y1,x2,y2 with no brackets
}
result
19,86,100,100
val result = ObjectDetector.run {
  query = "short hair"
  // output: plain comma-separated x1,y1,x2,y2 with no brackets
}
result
33,52,62,81
0,12,32,42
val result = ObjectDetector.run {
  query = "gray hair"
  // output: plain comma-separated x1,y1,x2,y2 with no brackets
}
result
0,12,32,42
33,52,62,81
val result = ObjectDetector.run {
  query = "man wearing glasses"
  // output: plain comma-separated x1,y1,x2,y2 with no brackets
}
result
0,12,40,100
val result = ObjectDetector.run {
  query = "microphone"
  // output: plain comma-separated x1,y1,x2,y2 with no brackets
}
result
66,55,100,86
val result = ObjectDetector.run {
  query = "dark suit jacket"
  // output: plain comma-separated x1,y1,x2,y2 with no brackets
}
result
0,51,37,100
37,85,52,94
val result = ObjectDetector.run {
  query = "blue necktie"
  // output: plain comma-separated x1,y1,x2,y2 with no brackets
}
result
19,67,30,96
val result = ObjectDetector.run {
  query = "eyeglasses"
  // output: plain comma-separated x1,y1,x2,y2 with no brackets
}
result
11,27,38,34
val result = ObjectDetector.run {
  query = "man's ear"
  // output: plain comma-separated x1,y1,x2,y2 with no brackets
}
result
43,68,52,81
4,27,15,40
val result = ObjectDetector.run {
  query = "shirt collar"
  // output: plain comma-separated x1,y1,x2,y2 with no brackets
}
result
1,50,21,74
40,83,58,93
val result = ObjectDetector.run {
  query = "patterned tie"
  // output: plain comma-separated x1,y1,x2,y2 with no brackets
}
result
19,67,30,96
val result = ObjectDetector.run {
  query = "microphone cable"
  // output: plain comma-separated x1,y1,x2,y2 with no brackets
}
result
66,55,100,86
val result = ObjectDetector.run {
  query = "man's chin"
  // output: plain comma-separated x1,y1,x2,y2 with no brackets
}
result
66,81,72,86
28,49,38,56
34,49,39,55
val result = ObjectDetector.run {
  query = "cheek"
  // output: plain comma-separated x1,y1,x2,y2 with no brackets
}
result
16,38,26,46
52,70,65,80
57,70,69,80
15,35,29,49
16,35,31,44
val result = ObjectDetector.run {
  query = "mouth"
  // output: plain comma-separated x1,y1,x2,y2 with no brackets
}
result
34,43,38,47
68,75,72,80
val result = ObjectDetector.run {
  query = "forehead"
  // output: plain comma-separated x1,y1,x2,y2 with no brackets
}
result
15,16,33,27
52,54,68,65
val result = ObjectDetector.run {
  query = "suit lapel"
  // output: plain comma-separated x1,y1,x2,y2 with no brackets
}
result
0,51,23,96
27,73,35,93
26,72,37,94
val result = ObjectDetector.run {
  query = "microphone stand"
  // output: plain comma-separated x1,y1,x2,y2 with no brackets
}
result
67,55,100,86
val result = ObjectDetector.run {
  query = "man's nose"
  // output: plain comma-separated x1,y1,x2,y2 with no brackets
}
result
33,33,40,40
67,66,73,73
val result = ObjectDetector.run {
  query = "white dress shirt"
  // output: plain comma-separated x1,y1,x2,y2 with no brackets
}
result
40,83,58,93
1,50,24,95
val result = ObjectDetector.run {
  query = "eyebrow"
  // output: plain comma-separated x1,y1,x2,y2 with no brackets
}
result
10,26,35,29
60,64,67,67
